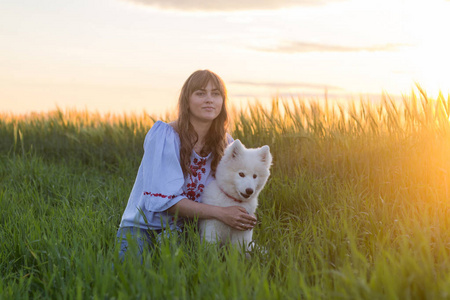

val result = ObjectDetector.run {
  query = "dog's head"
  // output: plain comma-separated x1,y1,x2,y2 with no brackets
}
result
216,140,272,202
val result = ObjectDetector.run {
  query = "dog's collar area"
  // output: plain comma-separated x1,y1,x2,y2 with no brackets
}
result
219,186,242,203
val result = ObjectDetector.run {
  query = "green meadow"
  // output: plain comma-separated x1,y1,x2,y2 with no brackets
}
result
1,87,450,299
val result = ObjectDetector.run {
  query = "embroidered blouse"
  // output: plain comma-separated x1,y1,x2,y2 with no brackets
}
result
118,121,231,231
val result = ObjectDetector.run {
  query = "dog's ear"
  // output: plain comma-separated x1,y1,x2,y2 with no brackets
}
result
259,145,272,166
231,139,244,159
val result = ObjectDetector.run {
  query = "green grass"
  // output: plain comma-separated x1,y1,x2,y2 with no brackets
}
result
1,86,450,299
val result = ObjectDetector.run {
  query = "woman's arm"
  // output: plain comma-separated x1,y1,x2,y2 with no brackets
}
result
167,199,257,231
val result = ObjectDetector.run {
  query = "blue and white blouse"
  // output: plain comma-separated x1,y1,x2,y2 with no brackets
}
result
118,121,228,231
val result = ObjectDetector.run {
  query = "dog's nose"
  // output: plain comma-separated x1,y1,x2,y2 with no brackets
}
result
245,188,254,195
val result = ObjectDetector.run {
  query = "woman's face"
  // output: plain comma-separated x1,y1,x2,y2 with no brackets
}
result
188,80,223,125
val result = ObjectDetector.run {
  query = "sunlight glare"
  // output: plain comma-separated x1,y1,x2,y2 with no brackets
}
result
403,0,450,98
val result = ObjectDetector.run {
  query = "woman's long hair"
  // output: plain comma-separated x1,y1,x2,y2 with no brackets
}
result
176,70,229,177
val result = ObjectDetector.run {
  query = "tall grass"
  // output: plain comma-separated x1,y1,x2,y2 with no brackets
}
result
1,86,450,299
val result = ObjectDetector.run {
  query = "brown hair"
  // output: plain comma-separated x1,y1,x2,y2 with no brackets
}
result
176,70,229,177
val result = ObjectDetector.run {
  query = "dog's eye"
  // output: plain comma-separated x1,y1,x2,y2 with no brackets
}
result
253,174,257,179
239,172,245,177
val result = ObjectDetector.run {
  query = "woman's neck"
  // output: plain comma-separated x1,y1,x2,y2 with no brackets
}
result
191,119,211,138
190,119,212,153
171,118,212,154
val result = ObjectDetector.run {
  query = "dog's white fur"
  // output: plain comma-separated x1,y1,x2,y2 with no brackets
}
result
199,140,272,250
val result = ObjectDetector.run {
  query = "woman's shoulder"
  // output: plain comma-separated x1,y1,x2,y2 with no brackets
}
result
149,120,177,133
145,120,179,144
168,121,178,131
226,132,234,144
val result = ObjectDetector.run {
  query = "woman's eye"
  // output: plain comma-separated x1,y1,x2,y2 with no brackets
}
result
239,172,245,177
253,174,257,179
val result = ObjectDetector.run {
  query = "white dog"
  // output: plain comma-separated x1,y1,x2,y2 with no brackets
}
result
199,139,272,250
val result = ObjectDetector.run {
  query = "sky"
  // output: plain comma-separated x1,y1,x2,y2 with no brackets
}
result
1,0,449,116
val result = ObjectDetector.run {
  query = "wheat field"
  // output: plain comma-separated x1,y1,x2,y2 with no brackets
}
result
1,86,450,299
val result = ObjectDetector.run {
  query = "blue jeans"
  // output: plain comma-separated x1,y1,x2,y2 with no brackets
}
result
116,227,161,263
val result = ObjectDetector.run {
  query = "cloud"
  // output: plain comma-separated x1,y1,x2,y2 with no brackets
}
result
230,80,342,91
125,0,344,12
254,41,409,53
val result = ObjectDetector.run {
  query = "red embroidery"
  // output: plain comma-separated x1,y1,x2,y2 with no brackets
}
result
143,191,176,199
185,157,207,201
144,157,208,202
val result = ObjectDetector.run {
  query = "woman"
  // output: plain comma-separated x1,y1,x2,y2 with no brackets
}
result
116,70,257,260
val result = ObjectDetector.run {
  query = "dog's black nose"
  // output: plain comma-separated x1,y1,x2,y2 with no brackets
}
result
245,188,254,195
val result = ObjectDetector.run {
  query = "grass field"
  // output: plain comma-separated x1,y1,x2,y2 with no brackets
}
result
1,87,450,299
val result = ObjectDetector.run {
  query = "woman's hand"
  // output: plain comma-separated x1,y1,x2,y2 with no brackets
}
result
216,206,257,231
167,199,257,231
